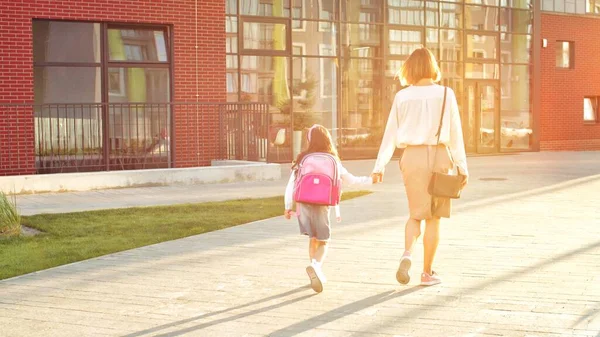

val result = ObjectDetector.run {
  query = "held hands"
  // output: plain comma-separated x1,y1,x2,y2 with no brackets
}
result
371,172,384,184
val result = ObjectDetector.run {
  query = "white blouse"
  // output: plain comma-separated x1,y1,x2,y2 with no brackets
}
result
373,84,469,176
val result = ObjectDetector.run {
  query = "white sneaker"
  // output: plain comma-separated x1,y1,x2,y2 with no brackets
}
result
306,262,325,293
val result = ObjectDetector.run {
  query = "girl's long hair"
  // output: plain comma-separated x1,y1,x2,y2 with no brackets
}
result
292,124,339,169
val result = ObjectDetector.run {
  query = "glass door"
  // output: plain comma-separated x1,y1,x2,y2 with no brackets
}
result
464,81,500,154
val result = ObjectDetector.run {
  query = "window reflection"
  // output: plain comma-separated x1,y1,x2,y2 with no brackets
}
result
241,0,291,17
33,21,101,63
291,21,337,56
388,0,425,26
441,3,462,28
501,34,531,63
501,65,531,149
243,22,287,51
343,24,381,57
465,5,499,31
341,58,383,155
388,29,422,57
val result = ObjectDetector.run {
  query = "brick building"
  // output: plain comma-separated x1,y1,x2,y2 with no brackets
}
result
0,0,598,176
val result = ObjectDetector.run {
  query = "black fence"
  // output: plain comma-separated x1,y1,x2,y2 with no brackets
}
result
0,102,270,175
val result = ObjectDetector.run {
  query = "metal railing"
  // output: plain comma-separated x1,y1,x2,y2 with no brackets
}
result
0,102,270,175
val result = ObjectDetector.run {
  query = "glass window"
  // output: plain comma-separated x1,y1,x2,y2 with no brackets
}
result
341,58,383,155
441,3,462,29
343,0,382,23
291,57,337,131
441,30,462,62
33,21,101,63
502,0,533,9
243,21,287,51
107,68,169,102
342,24,381,57
501,65,531,149
239,56,291,110
556,41,573,68
291,21,337,56
465,6,499,31
226,0,237,14
388,0,425,26
426,1,439,27
584,97,597,122
108,29,168,62
465,63,499,79
388,29,422,57
501,34,531,63
34,67,101,104
426,29,440,58
467,0,500,5
500,9,532,34
467,34,498,60
386,59,404,77
587,0,600,13
241,0,291,16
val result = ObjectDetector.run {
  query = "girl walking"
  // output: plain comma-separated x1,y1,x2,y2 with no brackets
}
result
284,124,377,293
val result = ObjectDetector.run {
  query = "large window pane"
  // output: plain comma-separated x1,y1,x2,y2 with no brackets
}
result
108,29,168,62
243,22,287,51
241,0,290,16
467,34,498,60
342,24,381,57
501,0,532,8
287,0,337,26
465,63,499,79
501,65,531,150
441,30,462,61
465,6,499,31
239,55,292,160
441,3,462,29
343,0,382,23
501,34,531,63
426,1,439,27
34,67,101,104
292,21,337,56
388,29,422,57
388,0,425,26
108,68,169,102
226,0,237,14
426,29,440,58
440,63,463,112
500,9,532,34
291,57,338,140
341,58,383,156
467,0,499,5
386,59,404,77
33,21,100,63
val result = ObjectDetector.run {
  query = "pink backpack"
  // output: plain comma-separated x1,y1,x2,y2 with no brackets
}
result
293,152,341,206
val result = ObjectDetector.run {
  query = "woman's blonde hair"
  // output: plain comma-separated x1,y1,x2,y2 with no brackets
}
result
398,47,442,86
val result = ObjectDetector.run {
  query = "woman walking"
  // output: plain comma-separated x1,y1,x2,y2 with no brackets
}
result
372,48,468,286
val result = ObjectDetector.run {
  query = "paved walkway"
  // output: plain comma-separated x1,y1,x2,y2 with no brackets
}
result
2,152,600,336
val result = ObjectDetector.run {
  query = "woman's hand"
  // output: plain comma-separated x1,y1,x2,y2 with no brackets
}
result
284,209,293,219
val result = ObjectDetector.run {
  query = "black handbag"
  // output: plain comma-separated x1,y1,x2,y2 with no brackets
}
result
427,87,467,199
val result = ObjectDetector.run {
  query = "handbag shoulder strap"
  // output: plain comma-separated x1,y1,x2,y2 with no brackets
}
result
435,86,448,145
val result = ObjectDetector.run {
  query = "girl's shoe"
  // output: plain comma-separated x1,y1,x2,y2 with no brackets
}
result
306,264,324,293
396,255,412,285
420,271,442,286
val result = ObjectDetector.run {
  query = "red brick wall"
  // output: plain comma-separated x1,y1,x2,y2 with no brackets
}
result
540,13,600,151
0,0,225,175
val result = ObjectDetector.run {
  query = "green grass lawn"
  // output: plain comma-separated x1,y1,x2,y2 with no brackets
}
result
0,191,371,280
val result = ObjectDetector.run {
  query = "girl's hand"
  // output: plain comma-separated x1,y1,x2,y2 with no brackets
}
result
284,209,293,219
